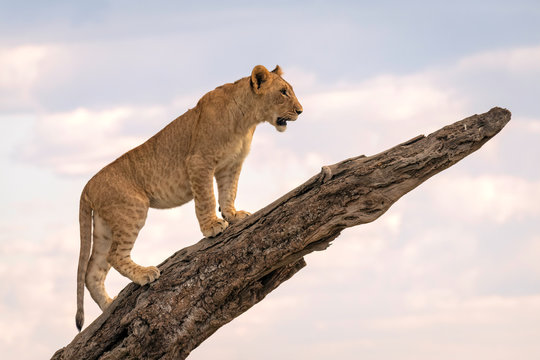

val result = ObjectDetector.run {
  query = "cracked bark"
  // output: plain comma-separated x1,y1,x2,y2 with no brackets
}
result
52,107,511,360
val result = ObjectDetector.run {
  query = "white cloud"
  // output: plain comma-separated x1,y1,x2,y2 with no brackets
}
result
305,74,463,124
0,225,83,359
0,45,48,87
19,107,142,175
296,72,466,158
0,45,61,110
513,118,540,134
0,44,86,113
295,43,540,157
426,174,540,223
301,212,402,275
238,131,329,208
455,45,540,74
16,102,196,176
373,293,540,330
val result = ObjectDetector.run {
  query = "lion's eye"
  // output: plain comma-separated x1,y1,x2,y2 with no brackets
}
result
280,89,288,97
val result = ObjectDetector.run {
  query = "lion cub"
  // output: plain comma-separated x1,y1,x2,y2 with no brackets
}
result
75,65,303,329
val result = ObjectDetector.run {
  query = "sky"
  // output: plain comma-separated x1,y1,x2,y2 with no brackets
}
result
1,0,540,359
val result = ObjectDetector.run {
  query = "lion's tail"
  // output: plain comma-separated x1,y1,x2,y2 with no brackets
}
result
76,187,92,331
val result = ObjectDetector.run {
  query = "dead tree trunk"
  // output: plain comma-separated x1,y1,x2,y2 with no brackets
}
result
52,107,511,360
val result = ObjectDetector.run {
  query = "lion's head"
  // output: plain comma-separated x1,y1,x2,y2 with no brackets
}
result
250,65,303,132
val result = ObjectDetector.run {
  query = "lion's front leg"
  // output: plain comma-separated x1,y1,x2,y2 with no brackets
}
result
215,161,251,224
187,156,228,237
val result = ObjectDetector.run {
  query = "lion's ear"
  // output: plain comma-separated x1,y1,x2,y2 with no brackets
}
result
271,65,283,76
251,65,271,94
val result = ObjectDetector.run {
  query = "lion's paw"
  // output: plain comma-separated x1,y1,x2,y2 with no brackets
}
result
201,218,229,238
222,209,251,223
231,210,251,222
132,266,161,286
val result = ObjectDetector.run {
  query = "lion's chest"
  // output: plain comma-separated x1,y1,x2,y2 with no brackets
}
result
216,132,254,169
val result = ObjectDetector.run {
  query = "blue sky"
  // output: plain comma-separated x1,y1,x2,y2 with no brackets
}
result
1,1,540,359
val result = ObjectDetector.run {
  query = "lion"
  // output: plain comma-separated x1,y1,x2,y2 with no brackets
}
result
75,65,303,330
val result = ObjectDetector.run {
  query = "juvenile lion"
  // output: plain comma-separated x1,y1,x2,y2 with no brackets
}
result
75,65,303,330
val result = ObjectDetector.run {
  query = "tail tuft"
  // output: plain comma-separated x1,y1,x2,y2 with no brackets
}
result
75,309,84,331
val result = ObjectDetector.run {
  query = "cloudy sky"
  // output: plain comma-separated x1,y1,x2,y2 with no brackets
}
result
1,0,540,359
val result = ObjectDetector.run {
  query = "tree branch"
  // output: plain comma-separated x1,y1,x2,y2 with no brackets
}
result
52,107,511,360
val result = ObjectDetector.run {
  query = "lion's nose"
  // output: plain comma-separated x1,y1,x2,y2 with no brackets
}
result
295,109,303,115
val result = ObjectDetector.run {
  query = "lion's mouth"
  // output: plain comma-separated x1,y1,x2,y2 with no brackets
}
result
276,117,289,126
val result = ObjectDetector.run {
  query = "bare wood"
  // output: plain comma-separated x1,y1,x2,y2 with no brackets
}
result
52,107,511,360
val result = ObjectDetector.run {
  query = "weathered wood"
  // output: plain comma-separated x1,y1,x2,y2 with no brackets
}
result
52,107,511,360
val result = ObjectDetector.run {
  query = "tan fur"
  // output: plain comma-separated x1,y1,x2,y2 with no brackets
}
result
75,65,303,330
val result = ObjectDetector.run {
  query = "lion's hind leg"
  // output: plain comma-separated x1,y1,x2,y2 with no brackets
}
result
86,213,113,311
105,200,160,286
